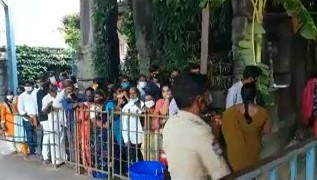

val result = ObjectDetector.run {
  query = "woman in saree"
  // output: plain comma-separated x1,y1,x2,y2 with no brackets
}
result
77,87,94,171
89,90,108,175
1,90,18,153
221,83,271,171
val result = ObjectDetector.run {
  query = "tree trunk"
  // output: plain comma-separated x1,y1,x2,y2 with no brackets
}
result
107,0,120,80
200,7,210,75
131,0,153,76
231,0,252,81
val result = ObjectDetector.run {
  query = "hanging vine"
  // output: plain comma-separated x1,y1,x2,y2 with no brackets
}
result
119,4,139,79
92,0,120,81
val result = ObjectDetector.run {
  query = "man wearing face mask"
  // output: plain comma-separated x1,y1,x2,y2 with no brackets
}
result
163,73,231,180
18,81,39,159
120,75,131,90
225,65,262,109
144,65,163,100
137,74,147,100
61,79,84,162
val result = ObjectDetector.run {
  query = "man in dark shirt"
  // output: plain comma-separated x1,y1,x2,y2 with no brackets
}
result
35,77,49,158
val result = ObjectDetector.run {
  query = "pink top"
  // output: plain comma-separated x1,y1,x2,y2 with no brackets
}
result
302,78,317,125
152,99,167,131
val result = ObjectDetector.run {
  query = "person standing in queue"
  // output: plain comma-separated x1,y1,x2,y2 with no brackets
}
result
163,73,230,179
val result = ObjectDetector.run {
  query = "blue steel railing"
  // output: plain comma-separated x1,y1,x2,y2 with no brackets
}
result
222,137,317,180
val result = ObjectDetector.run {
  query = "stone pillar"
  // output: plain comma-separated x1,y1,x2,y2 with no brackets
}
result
77,0,96,89
231,0,252,81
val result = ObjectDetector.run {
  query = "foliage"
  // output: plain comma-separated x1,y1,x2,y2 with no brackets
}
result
208,53,233,90
275,0,317,39
236,0,317,107
210,0,233,51
119,9,139,79
150,0,202,72
92,0,120,81
59,13,80,50
16,45,72,83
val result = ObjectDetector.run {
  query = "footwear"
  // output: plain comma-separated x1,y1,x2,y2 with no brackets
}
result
23,155,40,161
43,159,51,165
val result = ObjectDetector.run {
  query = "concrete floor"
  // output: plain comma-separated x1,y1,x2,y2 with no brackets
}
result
0,141,89,180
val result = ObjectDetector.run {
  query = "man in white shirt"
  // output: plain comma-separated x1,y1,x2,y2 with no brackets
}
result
225,65,262,109
163,73,231,180
42,84,65,165
18,81,38,158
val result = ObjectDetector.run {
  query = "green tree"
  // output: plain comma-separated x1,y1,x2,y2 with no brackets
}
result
60,13,80,50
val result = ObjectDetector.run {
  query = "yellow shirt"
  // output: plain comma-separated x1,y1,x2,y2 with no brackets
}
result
163,110,230,180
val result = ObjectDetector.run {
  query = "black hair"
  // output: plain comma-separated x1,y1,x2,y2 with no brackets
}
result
47,83,57,91
241,83,257,124
85,87,94,94
243,65,262,79
139,74,147,80
150,65,160,73
172,73,209,109
4,90,14,113
121,75,130,81
24,81,34,86
94,89,106,98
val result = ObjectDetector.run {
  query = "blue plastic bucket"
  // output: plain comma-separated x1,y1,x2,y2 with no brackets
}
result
129,161,166,180
92,170,108,180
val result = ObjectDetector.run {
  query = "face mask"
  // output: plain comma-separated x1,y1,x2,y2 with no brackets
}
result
25,86,33,92
138,81,147,88
6,95,13,101
59,75,65,81
121,82,130,89
145,100,155,108
129,98,139,103
49,76,56,84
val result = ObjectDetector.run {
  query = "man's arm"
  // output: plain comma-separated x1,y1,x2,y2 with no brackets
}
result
17,95,30,120
197,128,231,180
62,98,78,111
53,91,63,109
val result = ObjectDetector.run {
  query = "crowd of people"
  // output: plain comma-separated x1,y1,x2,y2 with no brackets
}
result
0,64,273,179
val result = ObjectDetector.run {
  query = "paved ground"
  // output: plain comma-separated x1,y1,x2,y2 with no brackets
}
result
0,141,89,180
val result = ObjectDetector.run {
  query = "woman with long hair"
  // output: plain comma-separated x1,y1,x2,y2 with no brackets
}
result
221,83,271,171
1,90,18,153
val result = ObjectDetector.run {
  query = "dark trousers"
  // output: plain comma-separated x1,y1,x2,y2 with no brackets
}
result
23,120,36,155
128,143,143,164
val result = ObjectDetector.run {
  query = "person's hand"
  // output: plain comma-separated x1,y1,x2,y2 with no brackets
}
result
1,122,7,131
211,114,222,126
118,98,125,105
151,119,160,131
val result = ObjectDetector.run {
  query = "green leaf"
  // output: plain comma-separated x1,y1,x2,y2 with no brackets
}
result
238,40,252,49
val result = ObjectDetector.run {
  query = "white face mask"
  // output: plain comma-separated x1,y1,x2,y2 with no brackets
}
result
145,100,155,109
49,76,57,84
138,81,147,88
6,95,13,101
130,98,139,103
25,86,33,92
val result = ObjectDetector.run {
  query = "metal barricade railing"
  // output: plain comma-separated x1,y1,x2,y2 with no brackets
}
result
222,137,317,180
47,107,168,179
0,114,55,156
